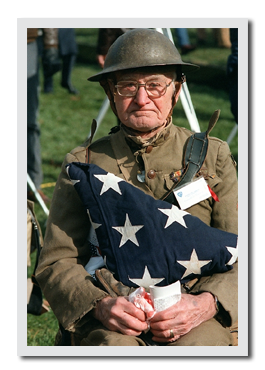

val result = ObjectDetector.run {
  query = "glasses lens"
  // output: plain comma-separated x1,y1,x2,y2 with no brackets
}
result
146,81,167,96
116,82,137,96
116,80,171,97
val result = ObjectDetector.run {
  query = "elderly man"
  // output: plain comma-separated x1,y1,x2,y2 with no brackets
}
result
36,29,238,346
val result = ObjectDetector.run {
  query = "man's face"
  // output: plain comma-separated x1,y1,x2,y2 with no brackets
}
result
111,71,181,136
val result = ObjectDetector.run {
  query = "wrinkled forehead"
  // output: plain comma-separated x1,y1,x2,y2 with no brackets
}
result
113,66,177,82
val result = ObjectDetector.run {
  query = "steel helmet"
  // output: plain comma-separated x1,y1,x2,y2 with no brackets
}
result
88,29,199,120
88,28,199,82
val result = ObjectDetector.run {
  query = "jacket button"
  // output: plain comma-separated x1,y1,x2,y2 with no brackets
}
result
146,145,153,153
147,170,156,179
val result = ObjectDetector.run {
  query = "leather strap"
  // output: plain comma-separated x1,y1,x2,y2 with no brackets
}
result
85,119,97,163
162,110,220,205
27,207,42,285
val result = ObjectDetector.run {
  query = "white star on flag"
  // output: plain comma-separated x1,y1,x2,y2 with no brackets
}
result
87,210,101,230
112,213,144,247
226,239,238,265
158,205,188,228
94,173,124,195
177,249,212,279
129,266,165,288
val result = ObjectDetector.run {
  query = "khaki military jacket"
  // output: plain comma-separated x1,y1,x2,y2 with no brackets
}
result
36,122,238,337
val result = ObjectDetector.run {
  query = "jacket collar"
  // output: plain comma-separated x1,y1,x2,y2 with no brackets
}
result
120,118,172,148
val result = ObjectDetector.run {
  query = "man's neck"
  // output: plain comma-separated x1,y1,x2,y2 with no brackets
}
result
121,121,168,139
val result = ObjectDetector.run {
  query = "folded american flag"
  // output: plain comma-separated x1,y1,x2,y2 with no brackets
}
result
66,162,238,288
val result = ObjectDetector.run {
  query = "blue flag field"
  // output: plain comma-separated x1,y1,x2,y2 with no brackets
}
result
66,162,238,289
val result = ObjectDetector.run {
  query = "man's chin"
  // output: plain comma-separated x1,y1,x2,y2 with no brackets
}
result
126,118,159,132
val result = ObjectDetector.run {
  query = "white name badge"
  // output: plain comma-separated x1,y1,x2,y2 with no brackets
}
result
173,177,211,210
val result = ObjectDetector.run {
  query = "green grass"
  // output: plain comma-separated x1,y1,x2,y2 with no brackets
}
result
27,309,59,346
27,28,238,346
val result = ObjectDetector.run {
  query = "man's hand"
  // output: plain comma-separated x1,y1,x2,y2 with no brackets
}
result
92,296,149,336
149,292,217,343
97,55,106,68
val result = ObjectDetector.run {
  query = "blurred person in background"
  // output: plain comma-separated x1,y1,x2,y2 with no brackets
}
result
227,28,238,124
197,28,231,48
42,28,79,94
27,28,60,203
175,28,196,54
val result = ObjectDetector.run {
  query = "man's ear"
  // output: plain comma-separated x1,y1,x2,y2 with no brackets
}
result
173,82,182,105
168,82,182,121
171,82,182,109
100,79,118,117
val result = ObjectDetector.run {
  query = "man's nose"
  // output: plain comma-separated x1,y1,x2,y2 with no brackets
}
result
133,86,150,105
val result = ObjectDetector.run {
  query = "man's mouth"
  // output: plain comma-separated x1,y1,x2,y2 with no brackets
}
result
130,109,154,115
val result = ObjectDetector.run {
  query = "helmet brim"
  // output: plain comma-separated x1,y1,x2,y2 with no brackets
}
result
88,62,199,82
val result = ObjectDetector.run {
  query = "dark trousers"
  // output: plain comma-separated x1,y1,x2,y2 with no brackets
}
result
44,54,76,92
27,41,43,189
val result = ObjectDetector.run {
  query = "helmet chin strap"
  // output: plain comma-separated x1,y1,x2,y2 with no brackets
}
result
100,79,119,117
167,82,181,120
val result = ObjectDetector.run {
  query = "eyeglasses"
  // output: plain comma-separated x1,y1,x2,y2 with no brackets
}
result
114,79,174,97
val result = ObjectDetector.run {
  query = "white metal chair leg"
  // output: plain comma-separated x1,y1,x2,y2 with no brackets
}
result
227,124,238,145
27,173,49,216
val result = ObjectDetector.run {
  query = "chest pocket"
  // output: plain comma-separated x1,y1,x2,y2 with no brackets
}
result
206,174,223,190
